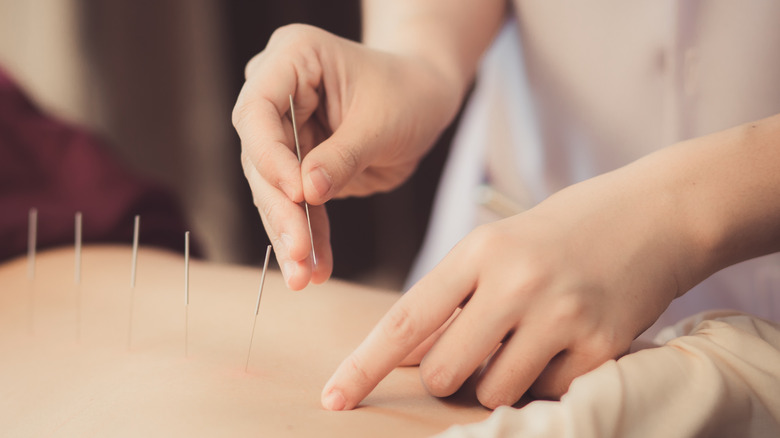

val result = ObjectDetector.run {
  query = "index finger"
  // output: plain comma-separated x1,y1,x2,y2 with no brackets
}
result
320,244,477,411
233,44,326,264
232,31,325,204
233,73,302,203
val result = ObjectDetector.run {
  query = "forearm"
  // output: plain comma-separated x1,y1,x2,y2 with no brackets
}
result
362,0,507,100
684,114,780,268
647,113,780,289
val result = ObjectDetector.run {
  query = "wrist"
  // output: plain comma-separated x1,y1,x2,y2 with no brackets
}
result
602,143,726,297
400,53,465,124
361,0,506,102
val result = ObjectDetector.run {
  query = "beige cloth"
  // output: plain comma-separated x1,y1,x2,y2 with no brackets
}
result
436,311,780,438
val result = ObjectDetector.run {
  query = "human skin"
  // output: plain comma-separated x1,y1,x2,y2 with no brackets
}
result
0,246,492,436
321,114,780,410
232,0,506,290
232,0,780,411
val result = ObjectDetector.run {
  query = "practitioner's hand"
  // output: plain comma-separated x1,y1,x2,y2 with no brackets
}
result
321,155,707,410
233,24,460,290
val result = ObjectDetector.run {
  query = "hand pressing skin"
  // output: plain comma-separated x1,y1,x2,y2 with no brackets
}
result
321,116,780,410
232,24,461,290
321,164,687,410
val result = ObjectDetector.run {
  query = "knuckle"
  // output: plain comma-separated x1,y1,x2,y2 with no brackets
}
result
231,100,248,130
269,24,325,77
269,23,320,50
243,52,263,79
240,139,282,183
381,304,417,345
549,294,587,326
239,152,255,180
464,224,531,269
239,150,252,171
420,363,459,397
586,330,624,358
232,97,260,135
258,189,285,223
466,224,502,254
455,225,502,270
268,24,300,45
240,154,265,206
251,141,276,171
343,354,373,387
510,257,554,299
334,144,363,176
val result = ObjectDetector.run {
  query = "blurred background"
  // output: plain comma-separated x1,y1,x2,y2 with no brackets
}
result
0,0,458,289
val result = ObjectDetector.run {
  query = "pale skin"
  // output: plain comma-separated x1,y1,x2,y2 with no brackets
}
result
232,0,780,411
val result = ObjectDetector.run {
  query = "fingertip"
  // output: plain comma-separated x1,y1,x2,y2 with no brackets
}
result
310,250,333,284
282,259,312,291
308,203,332,284
283,230,313,262
280,260,297,288
310,269,332,285
476,387,518,410
321,388,348,411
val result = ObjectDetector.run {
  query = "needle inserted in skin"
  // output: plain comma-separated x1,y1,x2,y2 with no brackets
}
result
288,95,318,266
131,215,140,288
128,215,140,349
75,212,83,340
27,208,37,332
245,244,272,372
184,231,190,357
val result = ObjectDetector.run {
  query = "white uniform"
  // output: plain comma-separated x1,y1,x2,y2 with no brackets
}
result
410,0,780,338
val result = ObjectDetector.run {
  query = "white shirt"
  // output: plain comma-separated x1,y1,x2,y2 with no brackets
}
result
410,0,780,337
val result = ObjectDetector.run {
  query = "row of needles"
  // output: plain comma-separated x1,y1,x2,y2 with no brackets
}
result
24,208,273,372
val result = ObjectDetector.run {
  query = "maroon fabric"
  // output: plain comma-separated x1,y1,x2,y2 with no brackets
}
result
0,67,194,262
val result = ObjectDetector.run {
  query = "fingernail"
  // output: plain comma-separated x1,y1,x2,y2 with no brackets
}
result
308,167,332,198
322,389,346,411
282,261,297,287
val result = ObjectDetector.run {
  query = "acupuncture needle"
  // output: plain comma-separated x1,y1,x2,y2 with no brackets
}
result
128,214,140,350
131,215,140,289
27,208,37,332
245,244,272,372
184,231,190,357
75,212,82,285
75,212,83,340
288,95,317,266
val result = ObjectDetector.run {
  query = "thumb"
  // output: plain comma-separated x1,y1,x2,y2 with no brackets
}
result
301,121,379,205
